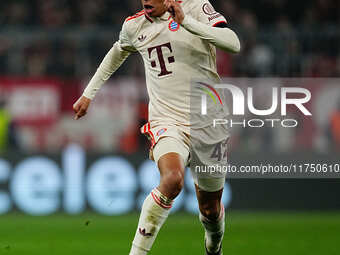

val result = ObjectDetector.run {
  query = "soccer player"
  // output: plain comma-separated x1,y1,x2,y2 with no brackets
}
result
73,0,240,254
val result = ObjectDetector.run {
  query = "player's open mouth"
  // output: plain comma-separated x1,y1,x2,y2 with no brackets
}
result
144,5,155,15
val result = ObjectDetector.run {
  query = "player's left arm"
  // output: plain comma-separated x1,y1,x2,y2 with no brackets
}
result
165,0,240,53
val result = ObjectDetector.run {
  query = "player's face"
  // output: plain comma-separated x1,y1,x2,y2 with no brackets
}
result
142,0,167,17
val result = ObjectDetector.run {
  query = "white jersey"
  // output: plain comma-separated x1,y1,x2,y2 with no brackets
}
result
83,0,240,147
118,0,227,129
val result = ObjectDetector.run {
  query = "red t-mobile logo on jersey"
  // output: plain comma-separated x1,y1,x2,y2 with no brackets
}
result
148,42,175,77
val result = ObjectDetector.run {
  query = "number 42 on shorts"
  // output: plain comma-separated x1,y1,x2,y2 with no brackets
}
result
210,138,229,162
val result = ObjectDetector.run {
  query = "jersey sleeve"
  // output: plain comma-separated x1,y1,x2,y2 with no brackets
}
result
192,0,227,27
118,21,137,53
82,22,135,100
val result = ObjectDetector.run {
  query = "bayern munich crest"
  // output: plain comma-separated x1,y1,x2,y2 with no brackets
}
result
168,20,180,31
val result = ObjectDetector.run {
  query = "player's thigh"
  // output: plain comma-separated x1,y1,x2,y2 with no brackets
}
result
154,137,189,197
189,136,229,192
154,136,189,181
153,136,190,169
158,152,186,179
191,168,226,193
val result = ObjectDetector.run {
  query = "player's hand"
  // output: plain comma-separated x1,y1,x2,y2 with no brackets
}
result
73,96,91,120
164,0,185,24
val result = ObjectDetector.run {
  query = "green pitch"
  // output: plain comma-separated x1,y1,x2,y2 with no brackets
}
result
0,212,339,255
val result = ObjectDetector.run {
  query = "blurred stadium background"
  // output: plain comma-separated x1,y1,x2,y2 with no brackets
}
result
0,0,339,254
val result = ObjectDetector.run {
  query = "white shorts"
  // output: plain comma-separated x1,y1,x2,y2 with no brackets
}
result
141,123,227,192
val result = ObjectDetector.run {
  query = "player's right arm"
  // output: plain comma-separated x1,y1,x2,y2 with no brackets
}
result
73,21,136,120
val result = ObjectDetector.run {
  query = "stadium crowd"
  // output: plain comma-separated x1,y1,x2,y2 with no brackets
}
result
1,0,340,27
0,0,340,78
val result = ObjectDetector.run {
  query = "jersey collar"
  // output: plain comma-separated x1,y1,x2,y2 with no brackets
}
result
159,12,171,21
145,11,171,23
144,13,154,23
